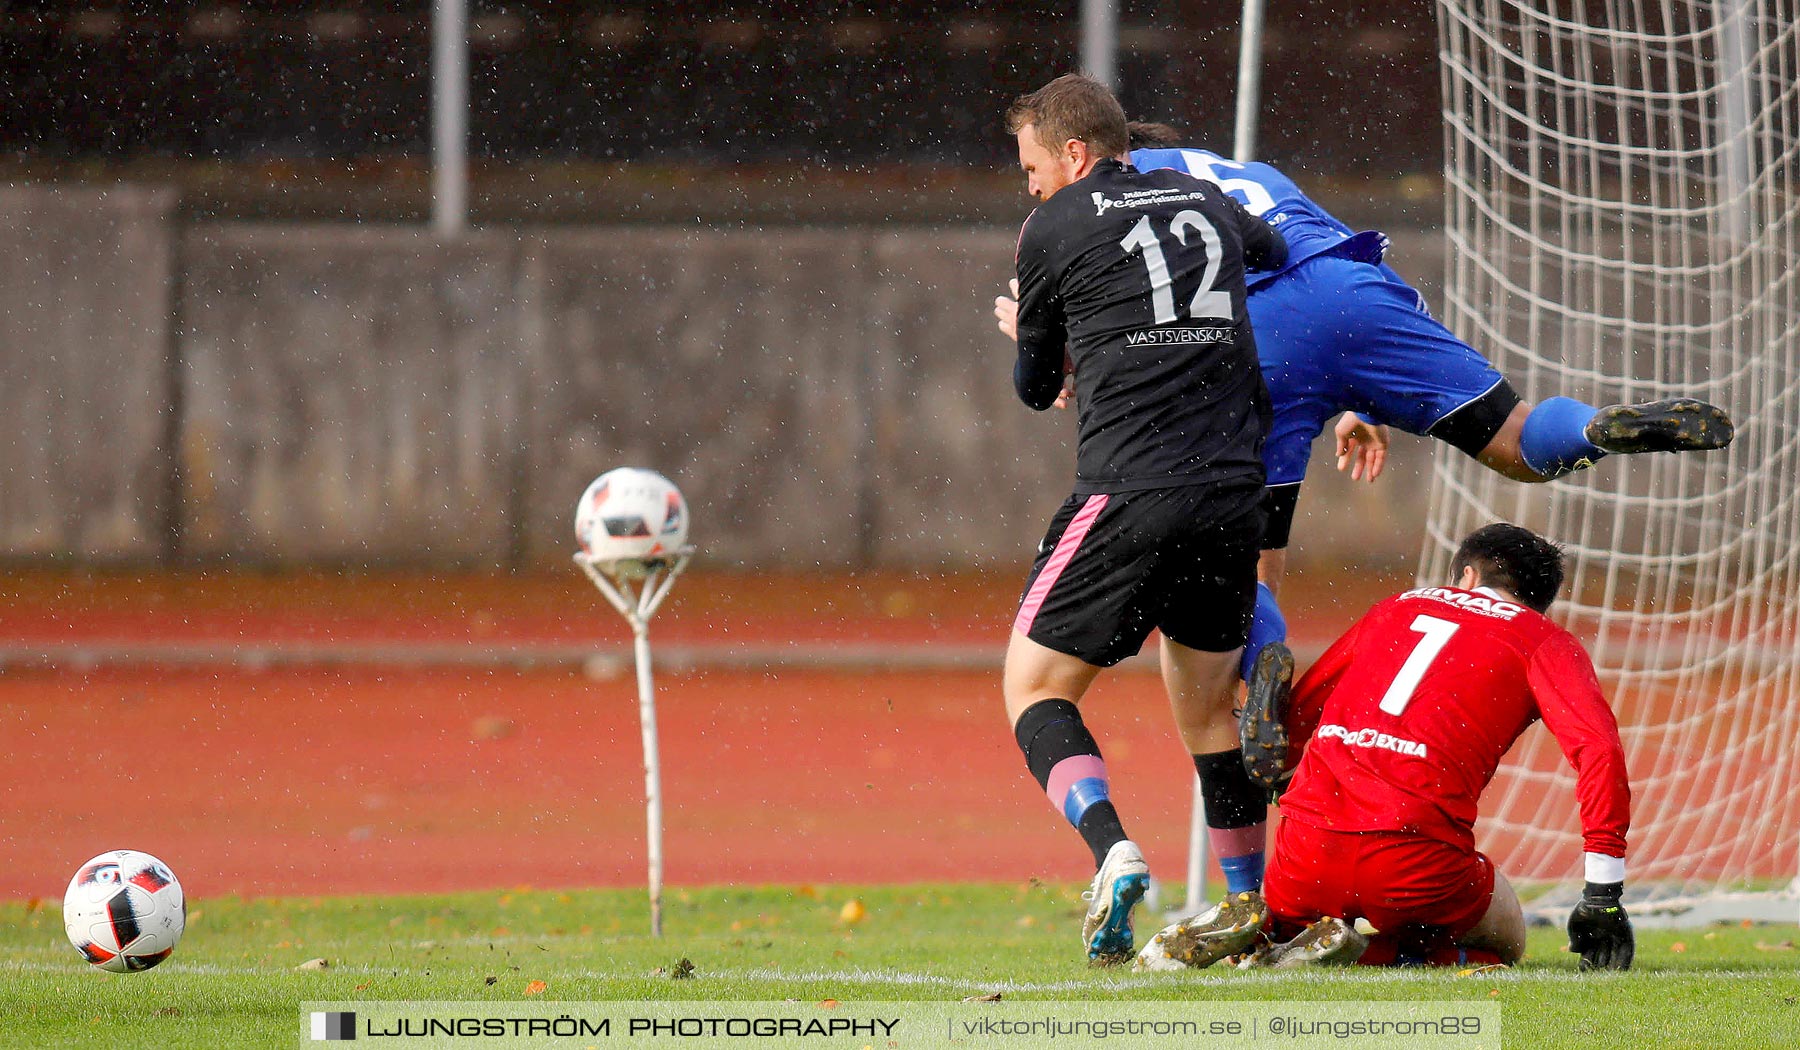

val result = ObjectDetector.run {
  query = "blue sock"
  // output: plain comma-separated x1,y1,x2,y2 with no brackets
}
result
1218,851,1267,896
1518,397,1606,478
1239,581,1288,682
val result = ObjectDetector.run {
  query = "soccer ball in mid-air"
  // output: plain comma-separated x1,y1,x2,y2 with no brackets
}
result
574,467,688,570
63,850,185,972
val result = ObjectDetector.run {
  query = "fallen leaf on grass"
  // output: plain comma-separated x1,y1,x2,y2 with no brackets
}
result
962,993,1003,1003
484,975,498,986
524,980,548,996
818,999,840,1009
1753,940,1795,951
155,1007,181,1018
294,958,330,971
1669,942,1688,953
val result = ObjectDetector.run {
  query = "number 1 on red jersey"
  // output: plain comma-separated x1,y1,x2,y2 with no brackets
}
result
1377,614,1460,716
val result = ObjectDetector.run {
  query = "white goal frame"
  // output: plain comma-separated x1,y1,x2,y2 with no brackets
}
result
1426,0,1799,924
1180,0,1800,927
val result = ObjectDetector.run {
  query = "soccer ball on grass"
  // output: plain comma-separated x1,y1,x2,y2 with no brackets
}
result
63,850,185,972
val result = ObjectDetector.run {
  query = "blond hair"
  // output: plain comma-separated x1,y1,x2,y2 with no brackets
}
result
1004,74,1128,158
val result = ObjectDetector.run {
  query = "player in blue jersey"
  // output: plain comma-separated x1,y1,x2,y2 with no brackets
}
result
1000,121,1735,672
992,119,1733,905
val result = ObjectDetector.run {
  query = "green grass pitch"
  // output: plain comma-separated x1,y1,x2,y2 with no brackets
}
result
2,883,1795,1049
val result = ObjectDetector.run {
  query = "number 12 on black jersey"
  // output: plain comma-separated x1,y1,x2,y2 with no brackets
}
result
1118,210,1233,324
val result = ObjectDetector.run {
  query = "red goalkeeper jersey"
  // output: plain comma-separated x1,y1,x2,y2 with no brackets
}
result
1279,586,1629,860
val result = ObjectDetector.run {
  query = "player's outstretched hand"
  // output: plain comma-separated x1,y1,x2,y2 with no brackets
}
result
1333,412,1389,482
994,278,1020,341
1567,882,1634,971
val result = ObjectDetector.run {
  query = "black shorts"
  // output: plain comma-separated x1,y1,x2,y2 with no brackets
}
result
1014,480,1264,667
1427,377,1522,457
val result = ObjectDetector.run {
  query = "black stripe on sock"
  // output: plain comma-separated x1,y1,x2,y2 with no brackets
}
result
1194,748,1266,829
1076,802,1128,869
1014,698,1101,788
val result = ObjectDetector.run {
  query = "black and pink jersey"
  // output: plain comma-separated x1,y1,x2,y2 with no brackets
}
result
1013,158,1286,494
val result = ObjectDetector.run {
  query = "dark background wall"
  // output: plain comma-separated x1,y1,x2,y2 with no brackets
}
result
0,1,1450,571
0,2,1440,174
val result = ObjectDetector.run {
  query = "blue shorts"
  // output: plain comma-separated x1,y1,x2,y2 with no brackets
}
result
1247,255,1512,488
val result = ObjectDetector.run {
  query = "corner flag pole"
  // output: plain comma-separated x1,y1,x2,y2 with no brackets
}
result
1184,0,1270,919
575,550,692,937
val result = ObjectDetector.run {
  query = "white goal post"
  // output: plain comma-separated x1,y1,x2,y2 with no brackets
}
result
1426,0,1799,923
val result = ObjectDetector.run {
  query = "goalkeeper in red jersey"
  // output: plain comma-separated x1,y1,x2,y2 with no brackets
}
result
1135,523,1634,972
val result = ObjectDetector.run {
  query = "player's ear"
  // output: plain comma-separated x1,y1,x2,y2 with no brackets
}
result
1457,565,1481,590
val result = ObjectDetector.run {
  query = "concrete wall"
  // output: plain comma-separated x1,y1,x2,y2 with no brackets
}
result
180,225,530,565
0,189,1446,570
0,186,176,560
526,228,874,569
862,230,1077,567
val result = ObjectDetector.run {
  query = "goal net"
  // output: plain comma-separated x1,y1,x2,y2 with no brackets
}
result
1425,0,1799,920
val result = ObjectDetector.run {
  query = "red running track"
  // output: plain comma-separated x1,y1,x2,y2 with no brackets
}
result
0,569,1402,899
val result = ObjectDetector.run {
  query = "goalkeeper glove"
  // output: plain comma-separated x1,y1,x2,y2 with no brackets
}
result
1566,881,1634,971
